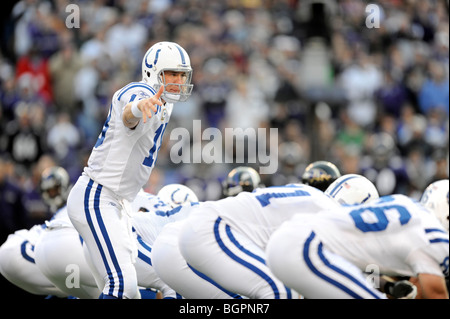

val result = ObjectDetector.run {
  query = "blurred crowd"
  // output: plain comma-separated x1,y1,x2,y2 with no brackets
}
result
0,0,448,241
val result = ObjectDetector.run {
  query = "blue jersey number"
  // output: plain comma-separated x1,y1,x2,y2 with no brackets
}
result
255,187,311,207
94,104,113,148
143,123,167,167
350,205,411,233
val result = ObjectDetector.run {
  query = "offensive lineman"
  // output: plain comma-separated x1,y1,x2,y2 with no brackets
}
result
130,184,199,299
301,160,341,191
266,193,449,299
177,174,379,299
66,41,194,299
35,183,197,299
152,167,263,299
34,167,101,299
0,167,70,298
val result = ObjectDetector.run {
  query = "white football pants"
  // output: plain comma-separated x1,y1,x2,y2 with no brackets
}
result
266,222,387,299
34,226,101,299
0,231,67,297
152,220,243,299
179,211,297,299
67,175,139,299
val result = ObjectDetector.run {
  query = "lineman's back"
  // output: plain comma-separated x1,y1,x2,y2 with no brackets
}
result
296,194,449,278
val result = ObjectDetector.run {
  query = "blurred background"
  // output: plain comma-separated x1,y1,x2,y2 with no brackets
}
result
0,0,448,248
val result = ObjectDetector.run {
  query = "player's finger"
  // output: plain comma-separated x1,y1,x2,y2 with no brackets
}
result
155,85,164,98
142,107,153,123
148,100,159,113
141,99,158,113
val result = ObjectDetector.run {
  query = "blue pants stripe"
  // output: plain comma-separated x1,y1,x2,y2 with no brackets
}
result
186,263,242,299
84,179,124,298
137,234,152,266
214,217,283,299
304,231,382,299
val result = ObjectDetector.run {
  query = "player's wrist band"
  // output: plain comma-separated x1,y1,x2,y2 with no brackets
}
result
131,99,142,118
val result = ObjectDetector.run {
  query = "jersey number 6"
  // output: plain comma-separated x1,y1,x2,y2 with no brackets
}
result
350,205,412,233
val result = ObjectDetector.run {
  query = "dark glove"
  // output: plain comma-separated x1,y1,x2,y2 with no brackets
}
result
384,280,417,299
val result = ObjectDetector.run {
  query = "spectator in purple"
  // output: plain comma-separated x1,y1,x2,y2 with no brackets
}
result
0,154,29,244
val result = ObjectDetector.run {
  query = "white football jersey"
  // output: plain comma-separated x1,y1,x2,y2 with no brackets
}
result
3,224,46,247
44,206,72,229
83,81,173,202
132,203,198,245
4,207,72,248
195,184,340,249
289,194,449,278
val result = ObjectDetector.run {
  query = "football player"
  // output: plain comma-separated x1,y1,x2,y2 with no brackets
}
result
177,173,380,299
266,193,449,299
152,167,263,299
34,167,101,299
130,184,198,299
0,167,70,298
66,41,194,299
301,160,341,191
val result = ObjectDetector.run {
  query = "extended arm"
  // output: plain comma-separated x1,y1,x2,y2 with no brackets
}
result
122,86,164,128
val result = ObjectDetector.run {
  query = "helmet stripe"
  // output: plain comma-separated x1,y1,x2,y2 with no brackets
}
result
173,43,186,65
144,48,153,68
328,175,357,197
153,49,161,66
144,48,161,68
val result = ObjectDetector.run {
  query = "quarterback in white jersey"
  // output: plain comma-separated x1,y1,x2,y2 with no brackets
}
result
82,81,171,202
266,195,449,299
67,41,194,299
178,183,340,299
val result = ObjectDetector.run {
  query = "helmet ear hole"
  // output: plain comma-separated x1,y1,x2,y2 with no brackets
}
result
146,71,150,77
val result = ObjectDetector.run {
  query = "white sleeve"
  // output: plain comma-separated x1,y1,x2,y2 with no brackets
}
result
406,247,445,277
